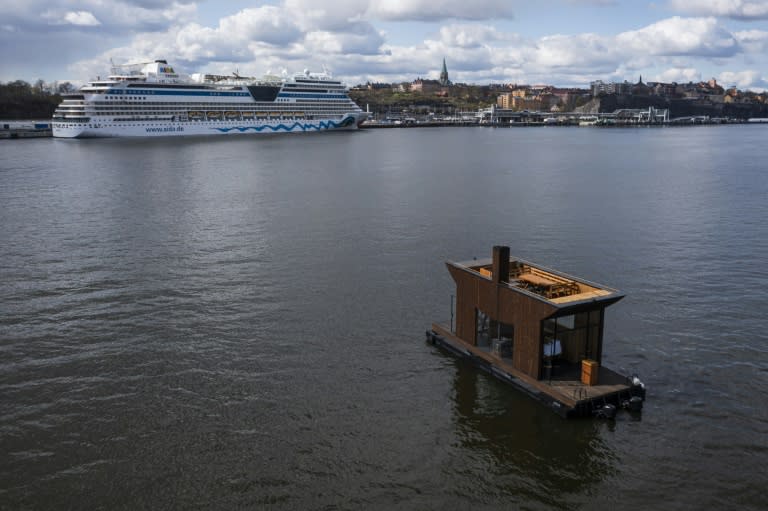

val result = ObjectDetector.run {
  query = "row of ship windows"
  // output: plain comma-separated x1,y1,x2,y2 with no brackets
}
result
55,117,345,127
285,84,345,88
58,109,353,116
57,112,355,118
82,90,346,99
56,112,349,118
60,101,355,108
56,111,360,118
58,105,355,112
88,99,354,105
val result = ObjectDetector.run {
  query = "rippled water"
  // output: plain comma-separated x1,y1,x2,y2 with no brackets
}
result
1,127,767,510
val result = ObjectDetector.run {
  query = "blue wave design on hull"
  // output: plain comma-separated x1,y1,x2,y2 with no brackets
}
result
212,117,355,134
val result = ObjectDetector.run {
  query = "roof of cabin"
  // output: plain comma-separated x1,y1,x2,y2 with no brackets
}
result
449,256,623,307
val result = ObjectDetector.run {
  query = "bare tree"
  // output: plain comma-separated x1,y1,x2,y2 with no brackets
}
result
57,82,75,94
33,79,46,95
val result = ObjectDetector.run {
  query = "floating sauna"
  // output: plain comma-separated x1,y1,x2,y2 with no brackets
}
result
426,246,645,419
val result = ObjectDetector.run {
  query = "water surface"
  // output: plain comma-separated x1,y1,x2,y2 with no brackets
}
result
1,126,767,509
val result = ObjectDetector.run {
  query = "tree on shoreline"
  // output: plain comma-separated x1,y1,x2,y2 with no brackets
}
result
0,80,62,119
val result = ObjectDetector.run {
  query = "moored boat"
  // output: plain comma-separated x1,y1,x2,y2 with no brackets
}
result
427,245,646,419
52,59,368,138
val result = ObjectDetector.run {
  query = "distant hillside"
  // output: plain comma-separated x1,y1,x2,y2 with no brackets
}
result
349,86,496,115
596,94,768,119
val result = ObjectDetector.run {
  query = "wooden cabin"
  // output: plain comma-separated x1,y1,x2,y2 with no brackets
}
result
428,245,645,418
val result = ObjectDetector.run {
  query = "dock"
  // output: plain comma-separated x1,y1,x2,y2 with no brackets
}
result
1,121,52,139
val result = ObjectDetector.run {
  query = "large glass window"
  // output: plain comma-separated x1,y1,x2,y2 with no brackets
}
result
542,310,601,364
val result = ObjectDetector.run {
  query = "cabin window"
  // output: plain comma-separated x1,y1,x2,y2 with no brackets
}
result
476,309,514,359
542,310,602,365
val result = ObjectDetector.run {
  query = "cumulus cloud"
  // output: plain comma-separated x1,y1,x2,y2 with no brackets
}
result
668,0,768,20
283,0,371,31
4,0,767,91
368,0,515,21
62,11,101,26
6,1,196,33
304,27,386,55
103,2,197,32
67,10,762,88
565,0,617,4
718,69,766,89
657,67,702,83
531,33,618,70
65,2,391,80
437,24,518,48
616,17,739,57
217,6,303,46
735,29,768,53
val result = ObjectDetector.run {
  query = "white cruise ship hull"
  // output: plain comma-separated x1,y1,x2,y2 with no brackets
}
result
53,113,367,138
52,59,368,139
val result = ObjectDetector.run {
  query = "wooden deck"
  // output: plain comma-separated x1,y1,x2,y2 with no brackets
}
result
430,323,636,415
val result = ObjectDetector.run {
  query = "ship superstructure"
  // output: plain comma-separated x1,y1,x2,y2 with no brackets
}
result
52,60,367,138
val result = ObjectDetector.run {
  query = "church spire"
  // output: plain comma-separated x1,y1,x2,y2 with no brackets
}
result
439,57,451,86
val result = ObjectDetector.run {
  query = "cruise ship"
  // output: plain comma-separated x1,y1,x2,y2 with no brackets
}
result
52,60,368,138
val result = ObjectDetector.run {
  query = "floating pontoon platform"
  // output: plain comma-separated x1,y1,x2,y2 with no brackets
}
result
427,323,644,418
428,245,646,419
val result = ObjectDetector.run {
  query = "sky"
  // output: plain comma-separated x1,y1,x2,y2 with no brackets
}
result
1,0,767,91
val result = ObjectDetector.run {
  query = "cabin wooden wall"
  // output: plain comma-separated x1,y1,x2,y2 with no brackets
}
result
448,263,557,379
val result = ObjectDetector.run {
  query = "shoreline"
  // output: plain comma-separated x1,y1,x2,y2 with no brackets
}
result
3,118,765,140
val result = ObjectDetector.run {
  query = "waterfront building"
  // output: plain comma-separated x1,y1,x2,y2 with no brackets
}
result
497,93,513,109
590,80,631,97
411,78,441,93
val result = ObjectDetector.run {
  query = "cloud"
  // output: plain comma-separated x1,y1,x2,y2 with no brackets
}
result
5,0,767,92
565,0,617,4
437,24,517,48
283,0,371,31
616,17,739,57
668,0,768,20
531,33,618,70
718,69,766,89
735,29,768,53
217,6,303,46
5,1,196,33
656,67,702,83
66,3,389,80
429,16,746,84
279,0,515,32
304,26,386,55
62,11,101,26
368,0,515,21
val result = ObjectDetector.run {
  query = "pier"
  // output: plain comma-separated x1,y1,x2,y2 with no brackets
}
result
365,106,754,127
1,121,52,139
477,105,672,125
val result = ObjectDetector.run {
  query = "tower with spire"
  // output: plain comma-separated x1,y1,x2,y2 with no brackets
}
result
439,58,451,87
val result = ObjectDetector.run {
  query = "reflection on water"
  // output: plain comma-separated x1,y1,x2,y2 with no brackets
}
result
449,358,615,507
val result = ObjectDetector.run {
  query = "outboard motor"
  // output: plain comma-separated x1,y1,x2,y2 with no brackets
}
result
594,403,617,420
628,395,643,412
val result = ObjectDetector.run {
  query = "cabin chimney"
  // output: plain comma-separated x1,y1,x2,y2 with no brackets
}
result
492,245,510,284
